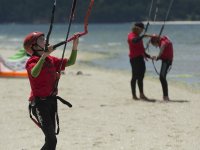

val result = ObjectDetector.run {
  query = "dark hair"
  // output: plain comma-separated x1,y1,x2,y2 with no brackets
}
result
150,35,160,44
134,22,145,29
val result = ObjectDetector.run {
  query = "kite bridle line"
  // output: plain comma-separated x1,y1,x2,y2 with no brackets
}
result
145,0,160,45
153,0,160,22
144,0,154,51
58,0,77,72
158,0,174,37
152,59,160,76
152,0,175,76
53,0,94,49
144,0,154,34
29,0,57,129
45,0,57,52
151,0,161,75
50,0,78,97
51,0,94,96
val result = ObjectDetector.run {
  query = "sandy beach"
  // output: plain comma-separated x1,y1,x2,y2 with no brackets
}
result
0,50,200,150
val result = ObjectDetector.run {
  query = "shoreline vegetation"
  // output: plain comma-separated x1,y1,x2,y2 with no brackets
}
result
0,0,200,24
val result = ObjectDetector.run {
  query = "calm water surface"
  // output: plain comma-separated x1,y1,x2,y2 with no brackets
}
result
0,23,199,90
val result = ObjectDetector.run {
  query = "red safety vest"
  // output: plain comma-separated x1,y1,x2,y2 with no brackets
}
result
127,32,145,59
26,55,67,101
159,36,173,61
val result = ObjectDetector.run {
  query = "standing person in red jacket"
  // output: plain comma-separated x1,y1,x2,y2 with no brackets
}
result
24,31,79,150
127,22,152,100
150,34,173,101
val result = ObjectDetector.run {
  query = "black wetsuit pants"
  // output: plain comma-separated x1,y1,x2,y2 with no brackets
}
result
130,56,146,97
32,97,57,150
160,60,172,97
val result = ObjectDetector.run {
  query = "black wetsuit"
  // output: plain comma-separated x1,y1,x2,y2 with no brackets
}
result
129,35,150,98
160,60,172,97
130,56,145,97
31,96,57,150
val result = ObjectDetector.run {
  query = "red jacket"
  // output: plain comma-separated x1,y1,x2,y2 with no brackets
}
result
26,55,67,101
159,36,173,61
127,32,145,59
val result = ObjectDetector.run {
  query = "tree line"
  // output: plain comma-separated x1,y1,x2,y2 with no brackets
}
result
0,0,199,23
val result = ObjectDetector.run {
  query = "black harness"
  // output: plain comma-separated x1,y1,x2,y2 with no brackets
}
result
28,95,72,135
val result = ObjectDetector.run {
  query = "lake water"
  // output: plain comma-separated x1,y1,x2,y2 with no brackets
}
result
0,23,200,91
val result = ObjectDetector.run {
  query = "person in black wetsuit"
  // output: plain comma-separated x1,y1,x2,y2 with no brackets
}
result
127,22,152,100
24,31,79,150
150,34,173,101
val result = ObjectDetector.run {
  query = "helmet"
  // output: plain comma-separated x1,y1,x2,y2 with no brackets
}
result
23,32,44,55
150,34,160,45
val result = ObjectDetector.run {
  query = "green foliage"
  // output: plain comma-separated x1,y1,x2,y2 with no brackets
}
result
0,0,199,23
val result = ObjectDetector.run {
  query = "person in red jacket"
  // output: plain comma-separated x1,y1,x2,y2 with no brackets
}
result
150,34,173,101
24,31,79,150
127,22,152,100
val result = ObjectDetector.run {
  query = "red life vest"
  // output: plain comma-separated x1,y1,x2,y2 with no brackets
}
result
159,36,173,61
26,55,67,101
127,32,145,59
